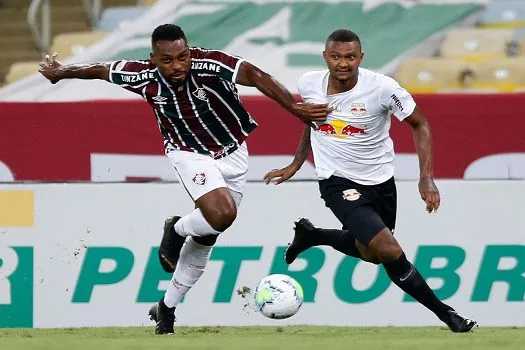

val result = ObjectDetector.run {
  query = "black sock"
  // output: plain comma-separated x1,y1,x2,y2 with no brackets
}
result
311,228,362,259
383,253,452,321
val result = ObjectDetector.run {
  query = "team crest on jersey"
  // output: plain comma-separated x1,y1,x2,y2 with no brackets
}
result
350,103,367,117
342,189,361,201
193,88,208,101
192,173,207,185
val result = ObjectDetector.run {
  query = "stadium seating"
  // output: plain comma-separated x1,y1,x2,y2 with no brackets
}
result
439,28,514,62
49,31,108,59
96,6,149,31
478,0,525,28
468,58,525,92
395,58,469,93
5,61,41,85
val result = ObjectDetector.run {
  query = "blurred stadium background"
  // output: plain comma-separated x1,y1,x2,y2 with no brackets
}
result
0,0,524,347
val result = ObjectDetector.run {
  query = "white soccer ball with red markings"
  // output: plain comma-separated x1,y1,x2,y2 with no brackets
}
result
254,274,304,319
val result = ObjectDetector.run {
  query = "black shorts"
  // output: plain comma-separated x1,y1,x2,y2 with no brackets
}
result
318,176,397,246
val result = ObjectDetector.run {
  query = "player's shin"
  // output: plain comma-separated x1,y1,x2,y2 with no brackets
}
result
163,237,212,308
382,252,452,320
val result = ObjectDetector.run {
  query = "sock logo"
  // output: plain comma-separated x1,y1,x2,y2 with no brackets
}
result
0,245,33,327
399,267,414,282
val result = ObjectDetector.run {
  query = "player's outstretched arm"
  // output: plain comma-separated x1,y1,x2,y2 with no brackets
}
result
38,53,110,84
264,124,311,185
235,61,331,124
403,105,440,213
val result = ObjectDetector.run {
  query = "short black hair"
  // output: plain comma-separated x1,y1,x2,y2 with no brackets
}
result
326,29,361,46
151,24,186,44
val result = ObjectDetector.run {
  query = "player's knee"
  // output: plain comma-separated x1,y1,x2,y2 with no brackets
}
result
207,204,237,232
362,254,381,265
368,229,403,263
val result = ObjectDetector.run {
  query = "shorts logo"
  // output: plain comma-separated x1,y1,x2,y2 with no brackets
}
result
342,189,360,201
192,173,207,185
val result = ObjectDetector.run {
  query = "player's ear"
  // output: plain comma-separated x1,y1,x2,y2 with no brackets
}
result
322,50,327,62
149,51,156,64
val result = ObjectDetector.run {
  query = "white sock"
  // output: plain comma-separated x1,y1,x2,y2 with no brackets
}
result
174,208,220,237
163,237,212,308
174,189,243,237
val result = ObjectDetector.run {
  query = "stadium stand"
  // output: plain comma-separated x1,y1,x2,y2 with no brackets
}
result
95,5,149,31
395,1,525,93
438,28,514,62
394,58,470,94
478,0,525,28
0,0,138,86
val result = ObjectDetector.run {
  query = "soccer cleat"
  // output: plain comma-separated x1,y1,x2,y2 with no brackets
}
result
443,310,477,332
285,218,317,264
158,216,186,273
149,299,175,335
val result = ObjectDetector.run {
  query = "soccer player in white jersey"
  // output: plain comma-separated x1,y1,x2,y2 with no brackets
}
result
39,24,331,334
264,29,477,332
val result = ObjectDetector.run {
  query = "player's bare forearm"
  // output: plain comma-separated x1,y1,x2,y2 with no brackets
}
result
405,106,434,178
55,63,110,82
236,61,296,111
291,125,312,169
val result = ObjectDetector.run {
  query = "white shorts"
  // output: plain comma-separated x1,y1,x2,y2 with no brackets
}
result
166,142,249,201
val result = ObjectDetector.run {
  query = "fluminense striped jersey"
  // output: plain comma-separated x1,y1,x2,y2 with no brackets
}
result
108,47,258,158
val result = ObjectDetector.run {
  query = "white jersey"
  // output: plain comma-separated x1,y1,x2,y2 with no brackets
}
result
298,68,416,185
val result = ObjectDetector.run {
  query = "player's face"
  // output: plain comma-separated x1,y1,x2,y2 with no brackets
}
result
151,39,191,84
323,41,363,82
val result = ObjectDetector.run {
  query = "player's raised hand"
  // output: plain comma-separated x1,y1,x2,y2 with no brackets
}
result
263,164,300,185
38,52,62,84
418,176,440,213
290,102,332,123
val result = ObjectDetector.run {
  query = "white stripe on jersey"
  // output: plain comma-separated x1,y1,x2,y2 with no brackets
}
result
185,79,223,147
190,75,238,142
203,85,249,137
158,73,208,153
156,81,189,149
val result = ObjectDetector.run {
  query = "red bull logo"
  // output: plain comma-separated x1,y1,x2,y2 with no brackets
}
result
315,119,367,138
350,103,367,117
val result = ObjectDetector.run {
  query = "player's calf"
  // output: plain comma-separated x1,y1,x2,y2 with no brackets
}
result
368,228,476,331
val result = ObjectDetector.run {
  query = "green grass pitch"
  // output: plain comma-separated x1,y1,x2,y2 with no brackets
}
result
1,326,524,350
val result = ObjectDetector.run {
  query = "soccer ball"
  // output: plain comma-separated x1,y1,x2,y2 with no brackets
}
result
253,274,304,319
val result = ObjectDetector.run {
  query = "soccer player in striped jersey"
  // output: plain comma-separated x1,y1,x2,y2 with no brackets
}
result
39,24,331,334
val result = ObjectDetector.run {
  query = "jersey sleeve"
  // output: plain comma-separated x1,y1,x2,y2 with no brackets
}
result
108,60,155,95
190,48,245,82
379,75,416,121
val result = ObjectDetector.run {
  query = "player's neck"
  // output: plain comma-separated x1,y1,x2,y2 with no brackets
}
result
327,74,358,95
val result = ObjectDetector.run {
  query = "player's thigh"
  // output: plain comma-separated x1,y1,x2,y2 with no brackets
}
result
166,149,228,202
215,142,249,206
319,176,387,246
375,177,397,234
